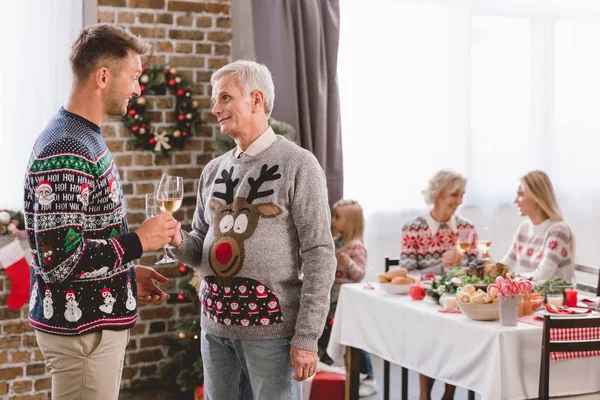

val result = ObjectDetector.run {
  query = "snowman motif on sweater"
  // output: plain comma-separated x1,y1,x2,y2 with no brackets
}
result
64,289,82,322
125,279,136,311
43,286,53,319
29,280,39,310
99,287,116,314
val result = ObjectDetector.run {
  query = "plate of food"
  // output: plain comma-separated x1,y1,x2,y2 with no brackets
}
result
534,307,600,319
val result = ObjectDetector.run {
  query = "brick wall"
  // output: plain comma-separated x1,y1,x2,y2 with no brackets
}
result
0,0,231,397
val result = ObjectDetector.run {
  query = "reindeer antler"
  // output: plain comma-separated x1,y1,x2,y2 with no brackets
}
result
247,164,281,203
213,167,240,204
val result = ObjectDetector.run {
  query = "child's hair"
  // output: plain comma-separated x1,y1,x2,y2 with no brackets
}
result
332,199,364,246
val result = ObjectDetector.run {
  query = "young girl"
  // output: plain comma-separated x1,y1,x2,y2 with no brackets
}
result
318,199,376,397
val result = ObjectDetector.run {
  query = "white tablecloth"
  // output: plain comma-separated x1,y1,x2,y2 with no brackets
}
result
327,283,600,400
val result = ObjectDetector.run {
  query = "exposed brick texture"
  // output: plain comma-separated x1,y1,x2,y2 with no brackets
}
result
0,0,231,396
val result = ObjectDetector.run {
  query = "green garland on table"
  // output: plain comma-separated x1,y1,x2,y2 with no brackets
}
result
122,65,201,155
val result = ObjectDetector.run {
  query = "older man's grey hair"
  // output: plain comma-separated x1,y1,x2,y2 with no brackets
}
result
211,60,275,119
422,170,467,205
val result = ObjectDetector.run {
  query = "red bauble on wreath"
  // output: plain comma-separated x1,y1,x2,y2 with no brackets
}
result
122,65,201,154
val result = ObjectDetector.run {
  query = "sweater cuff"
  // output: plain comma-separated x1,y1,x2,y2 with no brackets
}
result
121,232,143,263
290,335,318,353
170,230,194,258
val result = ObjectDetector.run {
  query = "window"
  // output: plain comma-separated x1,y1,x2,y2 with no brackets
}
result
339,0,600,266
0,0,82,210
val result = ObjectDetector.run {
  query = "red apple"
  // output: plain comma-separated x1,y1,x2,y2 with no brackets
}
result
410,285,426,300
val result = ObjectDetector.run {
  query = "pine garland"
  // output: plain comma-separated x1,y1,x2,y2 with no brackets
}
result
122,65,201,155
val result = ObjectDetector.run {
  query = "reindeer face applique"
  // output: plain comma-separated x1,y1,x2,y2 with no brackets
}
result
209,165,283,285
40,239,57,268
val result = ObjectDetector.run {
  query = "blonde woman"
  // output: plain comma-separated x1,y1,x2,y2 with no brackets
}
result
400,170,479,400
400,170,479,275
500,171,575,283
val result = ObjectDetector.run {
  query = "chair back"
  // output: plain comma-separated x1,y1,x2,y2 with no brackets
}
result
539,314,600,399
384,257,399,273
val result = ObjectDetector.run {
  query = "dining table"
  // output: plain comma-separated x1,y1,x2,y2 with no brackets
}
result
326,283,600,400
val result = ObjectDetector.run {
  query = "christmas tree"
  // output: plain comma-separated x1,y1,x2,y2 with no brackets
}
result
63,227,81,253
213,117,297,156
160,265,204,395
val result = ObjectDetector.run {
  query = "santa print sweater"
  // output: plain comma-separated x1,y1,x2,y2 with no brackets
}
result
500,219,576,283
400,214,478,275
171,135,337,353
24,108,143,335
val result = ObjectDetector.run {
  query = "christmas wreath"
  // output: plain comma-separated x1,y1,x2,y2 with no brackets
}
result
122,65,201,154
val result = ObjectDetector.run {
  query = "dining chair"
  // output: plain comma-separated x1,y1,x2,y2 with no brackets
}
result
539,314,600,400
383,257,408,400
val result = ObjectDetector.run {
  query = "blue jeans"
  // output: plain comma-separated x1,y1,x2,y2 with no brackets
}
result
360,351,374,379
201,331,301,400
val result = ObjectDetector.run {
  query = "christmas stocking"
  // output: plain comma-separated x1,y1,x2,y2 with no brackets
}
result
0,239,30,310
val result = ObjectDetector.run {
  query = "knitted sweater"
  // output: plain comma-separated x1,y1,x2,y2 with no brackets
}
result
400,214,478,274
333,239,367,285
24,108,142,335
500,219,576,283
171,135,336,352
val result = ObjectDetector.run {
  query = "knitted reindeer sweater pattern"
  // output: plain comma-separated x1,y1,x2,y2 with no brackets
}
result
24,108,142,335
172,136,337,352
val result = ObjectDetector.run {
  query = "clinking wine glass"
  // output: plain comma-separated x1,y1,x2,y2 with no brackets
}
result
145,193,172,265
155,175,184,265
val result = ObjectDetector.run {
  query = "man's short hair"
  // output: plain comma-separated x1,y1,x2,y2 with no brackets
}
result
69,23,151,82
211,60,275,118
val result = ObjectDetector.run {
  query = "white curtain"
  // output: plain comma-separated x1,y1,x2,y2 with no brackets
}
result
0,0,83,210
339,0,600,269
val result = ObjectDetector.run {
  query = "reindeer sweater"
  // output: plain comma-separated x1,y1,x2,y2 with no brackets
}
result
172,135,337,352
23,108,142,335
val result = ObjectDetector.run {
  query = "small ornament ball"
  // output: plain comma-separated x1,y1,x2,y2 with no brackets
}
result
0,211,10,225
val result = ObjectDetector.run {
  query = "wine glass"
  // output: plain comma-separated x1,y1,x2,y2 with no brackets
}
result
146,193,173,265
155,175,184,265
477,227,492,258
456,231,474,264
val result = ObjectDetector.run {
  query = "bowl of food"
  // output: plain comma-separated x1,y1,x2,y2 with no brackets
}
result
380,282,413,295
457,301,499,321
377,268,416,295
456,285,499,321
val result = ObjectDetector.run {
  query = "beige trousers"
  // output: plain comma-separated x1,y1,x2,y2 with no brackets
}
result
35,329,130,400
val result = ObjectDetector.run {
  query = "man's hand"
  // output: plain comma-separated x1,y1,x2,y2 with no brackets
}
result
170,222,183,247
290,345,317,381
136,214,178,252
135,265,170,305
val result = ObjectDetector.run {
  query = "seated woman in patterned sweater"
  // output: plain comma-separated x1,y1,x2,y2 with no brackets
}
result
500,170,576,283
400,170,479,400
400,170,479,276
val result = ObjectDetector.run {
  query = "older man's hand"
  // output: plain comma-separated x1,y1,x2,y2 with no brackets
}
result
290,346,317,381
135,265,170,305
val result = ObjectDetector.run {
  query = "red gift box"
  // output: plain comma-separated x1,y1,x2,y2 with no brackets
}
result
310,372,345,400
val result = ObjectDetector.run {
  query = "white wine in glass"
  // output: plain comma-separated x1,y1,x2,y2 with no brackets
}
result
155,175,184,264
477,227,492,258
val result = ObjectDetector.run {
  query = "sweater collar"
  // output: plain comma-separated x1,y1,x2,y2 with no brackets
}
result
423,212,457,235
233,126,276,158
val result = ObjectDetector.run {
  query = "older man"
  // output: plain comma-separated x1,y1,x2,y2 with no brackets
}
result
170,60,336,399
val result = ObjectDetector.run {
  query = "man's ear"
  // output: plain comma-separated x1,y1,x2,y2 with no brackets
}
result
94,67,110,89
251,90,265,113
